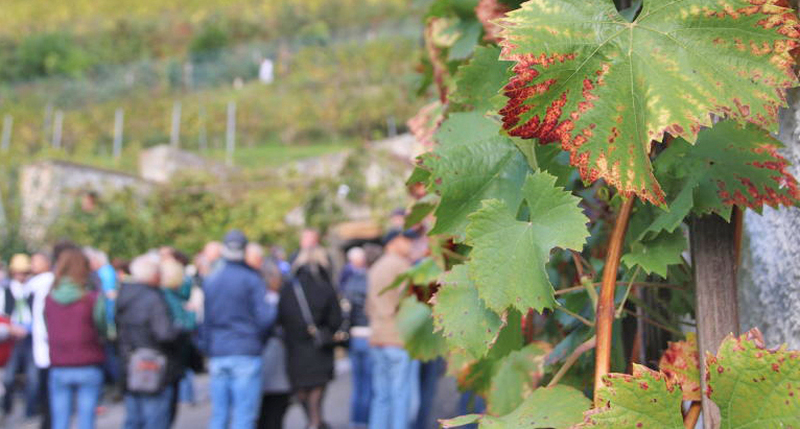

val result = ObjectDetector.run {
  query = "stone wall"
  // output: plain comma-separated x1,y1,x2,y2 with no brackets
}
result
19,160,152,246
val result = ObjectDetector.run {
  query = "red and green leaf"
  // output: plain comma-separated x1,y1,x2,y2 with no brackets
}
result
578,365,684,428
498,0,800,205
658,332,701,401
654,120,800,219
707,328,800,428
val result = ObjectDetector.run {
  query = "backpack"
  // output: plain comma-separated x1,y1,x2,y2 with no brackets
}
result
126,348,167,394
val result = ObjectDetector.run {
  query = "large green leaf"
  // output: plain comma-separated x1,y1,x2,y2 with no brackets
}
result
655,120,800,219
432,265,505,360
707,329,800,428
621,228,687,278
441,385,589,428
499,0,799,205
397,296,448,361
466,171,589,313
451,45,512,113
487,342,551,415
427,112,531,237
578,365,684,428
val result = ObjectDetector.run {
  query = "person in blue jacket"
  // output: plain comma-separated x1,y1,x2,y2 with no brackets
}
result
202,230,278,429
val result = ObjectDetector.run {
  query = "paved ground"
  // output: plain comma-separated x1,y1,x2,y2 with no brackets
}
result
7,360,461,429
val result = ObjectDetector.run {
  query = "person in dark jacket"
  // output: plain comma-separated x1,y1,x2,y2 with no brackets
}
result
203,230,278,429
342,247,371,429
279,231,343,429
116,254,181,429
44,248,107,429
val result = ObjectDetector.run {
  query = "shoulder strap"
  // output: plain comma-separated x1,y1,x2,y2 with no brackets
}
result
292,279,317,333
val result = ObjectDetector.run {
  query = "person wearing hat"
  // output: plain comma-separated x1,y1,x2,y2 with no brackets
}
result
202,230,278,429
366,228,421,429
1,253,39,420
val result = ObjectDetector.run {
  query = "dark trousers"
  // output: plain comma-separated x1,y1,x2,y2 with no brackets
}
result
257,393,290,429
39,368,50,429
2,337,39,417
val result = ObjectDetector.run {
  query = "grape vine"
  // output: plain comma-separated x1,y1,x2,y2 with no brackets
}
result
400,0,800,427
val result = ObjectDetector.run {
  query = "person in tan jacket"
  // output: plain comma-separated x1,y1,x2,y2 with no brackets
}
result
366,228,420,429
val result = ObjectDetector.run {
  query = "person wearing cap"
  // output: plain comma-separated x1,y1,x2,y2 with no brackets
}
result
1,253,39,420
202,230,278,429
366,229,420,429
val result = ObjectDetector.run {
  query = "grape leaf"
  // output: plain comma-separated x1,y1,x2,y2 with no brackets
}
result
658,332,701,401
432,265,505,360
487,341,551,415
578,365,684,428
707,328,800,428
654,121,800,219
427,112,531,238
397,296,448,361
450,309,524,395
441,385,589,429
405,194,439,229
466,171,589,313
621,228,687,278
452,45,512,113
498,0,800,205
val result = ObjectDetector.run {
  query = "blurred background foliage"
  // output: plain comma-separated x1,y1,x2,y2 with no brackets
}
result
0,0,428,173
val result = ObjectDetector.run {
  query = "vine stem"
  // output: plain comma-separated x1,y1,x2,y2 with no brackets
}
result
547,335,597,388
593,196,634,407
684,402,702,429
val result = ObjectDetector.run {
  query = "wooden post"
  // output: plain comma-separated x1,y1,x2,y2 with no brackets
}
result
226,101,236,166
113,108,124,160
1,115,12,152
52,110,64,149
170,101,182,148
690,214,740,429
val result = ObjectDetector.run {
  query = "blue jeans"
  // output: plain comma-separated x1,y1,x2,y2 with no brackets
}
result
123,385,175,429
209,355,263,429
369,347,420,429
49,366,104,429
349,337,373,426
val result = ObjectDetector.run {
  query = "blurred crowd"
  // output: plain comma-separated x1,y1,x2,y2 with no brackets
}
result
0,209,443,429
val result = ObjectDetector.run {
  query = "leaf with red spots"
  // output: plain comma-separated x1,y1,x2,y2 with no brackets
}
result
499,0,800,205
577,364,684,428
654,120,800,220
451,45,513,113
658,332,701,401
440,385,589,428
707,328,800,428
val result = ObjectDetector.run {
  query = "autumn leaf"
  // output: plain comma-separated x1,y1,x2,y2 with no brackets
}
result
499,0,800,205
707,328,800,428
654,120,800,220
658,332,701,401
578,365,684,428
